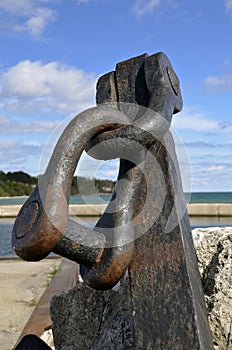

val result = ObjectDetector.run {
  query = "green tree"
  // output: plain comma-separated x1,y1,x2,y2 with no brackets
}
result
0,170,38,197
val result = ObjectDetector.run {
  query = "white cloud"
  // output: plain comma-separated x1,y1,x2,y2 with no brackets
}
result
132,0,160,17
0,141,42,163
173,110,218,131
14,7,55,36
0,0,33,15
225,0,232,13
207,165,225,172
203,72,232,92
0,60,97,115
0,0,55,36
0,114,10,127
185,141,215,148
0,116,60,133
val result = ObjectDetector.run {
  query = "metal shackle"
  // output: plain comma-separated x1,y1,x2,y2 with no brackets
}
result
12,52,183,290
12,107,132,270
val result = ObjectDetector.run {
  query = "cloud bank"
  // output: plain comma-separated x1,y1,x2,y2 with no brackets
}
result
203,72,232,93
0,115,60,134
173,110,218,131
0,0,56,36
0,60,97,116
225,0,232,13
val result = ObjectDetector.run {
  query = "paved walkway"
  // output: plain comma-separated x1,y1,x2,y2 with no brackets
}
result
0,257,62,350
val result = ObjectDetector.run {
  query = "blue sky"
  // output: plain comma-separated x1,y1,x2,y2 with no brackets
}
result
0,0,231,192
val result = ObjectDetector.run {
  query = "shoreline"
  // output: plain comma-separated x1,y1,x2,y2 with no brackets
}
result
0,203,232,218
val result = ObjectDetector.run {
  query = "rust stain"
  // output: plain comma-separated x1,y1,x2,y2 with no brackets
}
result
90,246,133,289
129,236,184,272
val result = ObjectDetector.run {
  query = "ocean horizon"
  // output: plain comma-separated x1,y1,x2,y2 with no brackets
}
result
0,191,232,205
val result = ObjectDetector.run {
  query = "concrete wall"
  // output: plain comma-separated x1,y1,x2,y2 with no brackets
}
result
1,203,231,218
0,204,106,218
0,205,22,218
187,203,232,217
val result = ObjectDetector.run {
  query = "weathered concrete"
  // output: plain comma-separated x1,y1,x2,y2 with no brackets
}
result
1,203,232,218
193,227,232,350
188,203,232,217
0,205,22,217
0,204,105,218
0,258,61,350
69,204,106,216
16,259,78,346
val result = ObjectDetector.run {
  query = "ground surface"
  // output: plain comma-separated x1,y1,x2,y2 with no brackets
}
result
0,258,61,350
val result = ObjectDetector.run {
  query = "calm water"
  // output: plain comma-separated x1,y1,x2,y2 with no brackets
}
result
0,194,112,205
0,217,98,256
1,192,232,256
188,192,232,203
0,192,232,205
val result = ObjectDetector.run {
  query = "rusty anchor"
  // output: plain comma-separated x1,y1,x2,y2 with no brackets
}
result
12,52,214,349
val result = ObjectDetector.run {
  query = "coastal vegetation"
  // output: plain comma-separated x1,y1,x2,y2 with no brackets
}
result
0,171,37,197
0,170,115,197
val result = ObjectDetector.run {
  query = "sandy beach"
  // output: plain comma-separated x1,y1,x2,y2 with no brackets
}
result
0,257,62,350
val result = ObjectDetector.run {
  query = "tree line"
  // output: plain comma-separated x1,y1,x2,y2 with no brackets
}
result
0,171,37,197
0,170,115,197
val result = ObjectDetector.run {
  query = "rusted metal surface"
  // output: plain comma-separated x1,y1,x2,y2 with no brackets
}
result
80,52,183,290
11,106,132,275
82,53,213,348
12,52,214,349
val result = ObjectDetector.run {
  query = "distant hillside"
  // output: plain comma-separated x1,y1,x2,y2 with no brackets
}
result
70,176,115,195
0,171,114,197
0,171,37,197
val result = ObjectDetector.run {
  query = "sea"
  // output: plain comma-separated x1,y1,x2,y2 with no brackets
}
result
0,192,231,257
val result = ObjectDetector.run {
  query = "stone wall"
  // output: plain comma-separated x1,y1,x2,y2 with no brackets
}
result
192,227,232,350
